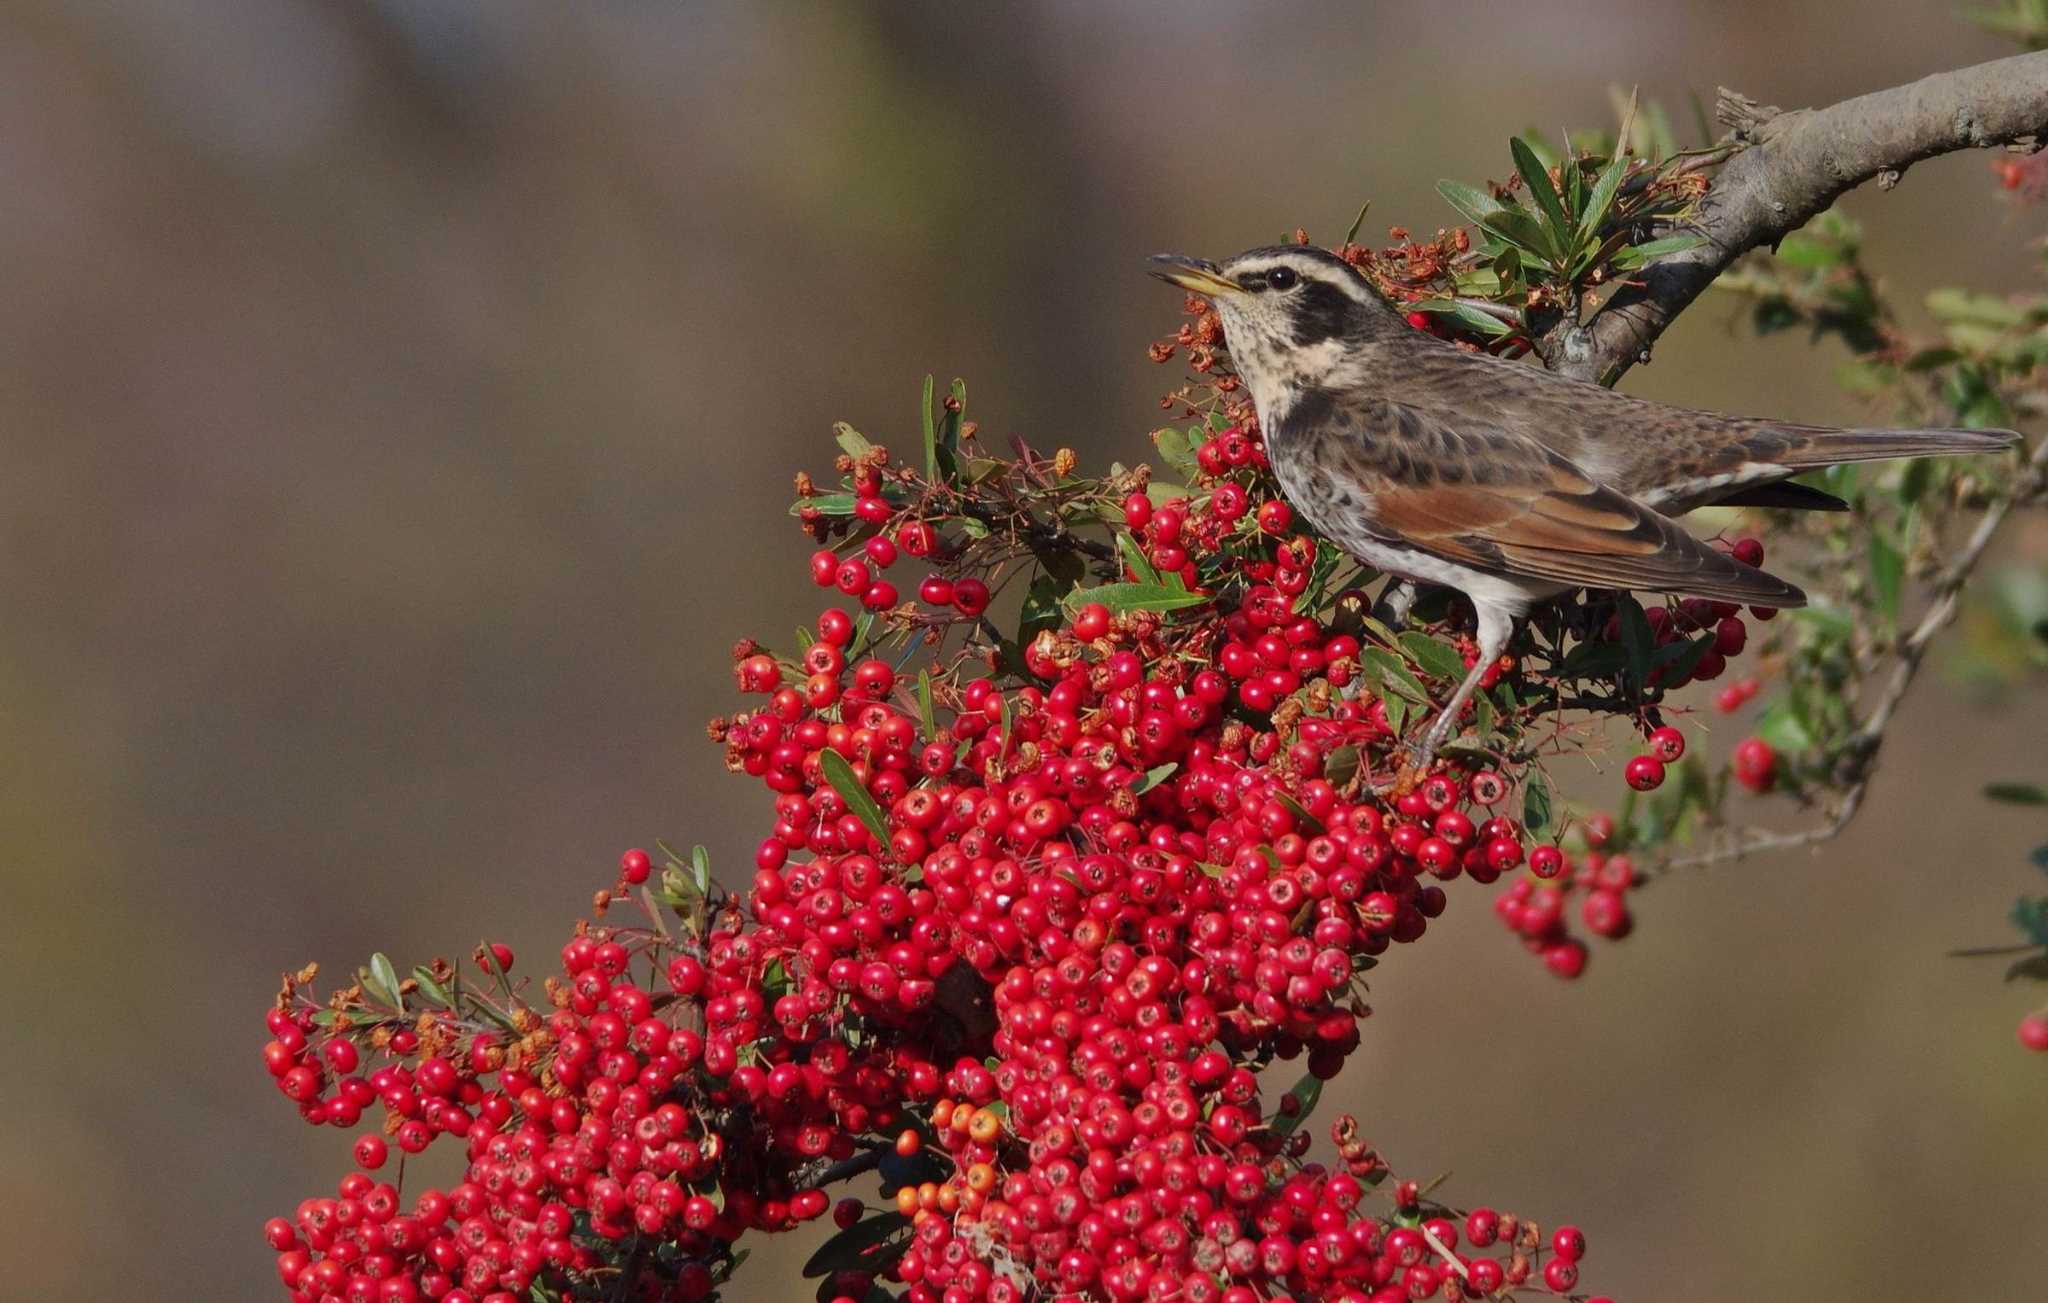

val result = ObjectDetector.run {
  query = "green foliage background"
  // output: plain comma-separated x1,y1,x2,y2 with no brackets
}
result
2,4,2044,1301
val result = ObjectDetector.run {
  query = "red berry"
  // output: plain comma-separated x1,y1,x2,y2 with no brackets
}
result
353,1134,388,1171
2019,1013,2048,1052
1624,754,1665,791
1648,725,1685,763
1543,940,1588,979
952,578,991,616
1255,500,1293,535
619,848,653,885
1732,736,1778,792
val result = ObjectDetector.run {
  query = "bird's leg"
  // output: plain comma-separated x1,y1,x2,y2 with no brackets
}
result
1372,579,1420,630
1411,602,1515,771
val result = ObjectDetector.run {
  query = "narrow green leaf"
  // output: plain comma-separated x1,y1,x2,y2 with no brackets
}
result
790,492,856,517
1133,763,1179,795
1985,783,2048,806
819,749,890,848
1341,198,1372,246
1617,598,1653,684
1270,1073,1325,1138
1324,745,1361,788
1868,531,1903,620
835,422,874,460
1481,208,1563,265
1061,582,1209,614
691,845,711,896
1435,179,1506,227
1523,772,1554,836
919,374,937,480
1577,151,1628,244
803,1213,912,1278
1754,700,1817,753
1360,648,1429,703
1510,136,1572,252
411,966,453,1008
1609,233,1707,270
915,669,935,736
1118,532,1162,584
1020,573,1067,640
1409,298,1515,339
367,953,403,1012
1273,790,1326,835
1396,631,1469,682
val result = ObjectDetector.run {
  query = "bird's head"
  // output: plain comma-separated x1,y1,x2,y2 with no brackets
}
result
1148,245,1401,419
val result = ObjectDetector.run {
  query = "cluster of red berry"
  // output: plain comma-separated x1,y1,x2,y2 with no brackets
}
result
257,371,1828,1301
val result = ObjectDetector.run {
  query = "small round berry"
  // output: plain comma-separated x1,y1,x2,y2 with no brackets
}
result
1543,940,1588,980
1624,754,1665,791
952,578,991,617
1648,725,1685,763
619,848,653,885
1552,1225,1585,1262
2019,1013,2048,1052
353,1134,388,1171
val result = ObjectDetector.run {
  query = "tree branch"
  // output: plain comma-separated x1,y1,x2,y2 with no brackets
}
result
1664,433,2048,871
1553,50,2048,384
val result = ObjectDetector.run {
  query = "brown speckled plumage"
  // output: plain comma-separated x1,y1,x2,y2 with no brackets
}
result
1149,244,2020,763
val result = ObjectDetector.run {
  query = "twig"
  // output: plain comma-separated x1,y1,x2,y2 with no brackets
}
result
1546,50,2048,384
1665,434,2048,870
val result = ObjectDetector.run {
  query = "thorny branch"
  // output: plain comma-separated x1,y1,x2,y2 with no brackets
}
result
1665,433,2048,870
1542,49,2048,384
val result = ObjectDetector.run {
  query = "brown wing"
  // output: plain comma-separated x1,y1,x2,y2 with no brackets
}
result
1308,401,1806,607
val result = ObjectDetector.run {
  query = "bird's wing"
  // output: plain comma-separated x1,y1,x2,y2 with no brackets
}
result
1305,400,1806,607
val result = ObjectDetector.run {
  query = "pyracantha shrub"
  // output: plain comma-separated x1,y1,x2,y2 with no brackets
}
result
258,111,2043,1303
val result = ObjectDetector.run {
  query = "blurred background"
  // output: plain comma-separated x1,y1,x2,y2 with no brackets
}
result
3,2,2044,1299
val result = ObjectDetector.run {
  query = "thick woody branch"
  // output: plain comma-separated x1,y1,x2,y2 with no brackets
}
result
1552,50,2048,384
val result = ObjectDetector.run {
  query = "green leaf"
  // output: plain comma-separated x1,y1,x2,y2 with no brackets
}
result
1985,783,2048,806
1020,573,1067,640
1061,582,1209,614
1118,532,1162,584
1577,150,1628,245
410,966,453,1008
1324,744,1361,789
1868,531,1903,620
1360,647,1429,704
1273,790,1326,835
690,845,712,896
1409,298,1515,339
1754,700,1816,753
1773,232,1847,270
1270,1073,1325,1138
834,422,874,460
2013,897,2048,948
1134,763,1178,795
1510,136,1572,252
1436,178,1506,227
1609,233,1707,270
803,1212,912,1278
1396,631,1469,682
1617,598,1653,684
919,374,937,479
366,953,402,1012
819,749,890,848
1481,208,1563,266
1523,772,1554,836
915,669,936,736
1341,198,1372,246
790,492,856,517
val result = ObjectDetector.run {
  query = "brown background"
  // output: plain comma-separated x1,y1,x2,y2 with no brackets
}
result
2,3,2043,1300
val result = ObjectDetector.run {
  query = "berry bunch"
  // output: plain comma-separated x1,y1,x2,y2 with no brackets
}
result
256,361,1815,1302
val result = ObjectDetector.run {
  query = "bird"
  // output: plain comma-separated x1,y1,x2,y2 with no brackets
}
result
1149,244,2020,767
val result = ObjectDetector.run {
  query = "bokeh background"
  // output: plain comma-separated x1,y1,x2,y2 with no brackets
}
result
3,2,2044,1300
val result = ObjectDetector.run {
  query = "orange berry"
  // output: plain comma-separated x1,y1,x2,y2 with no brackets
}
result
895,1129,921,1157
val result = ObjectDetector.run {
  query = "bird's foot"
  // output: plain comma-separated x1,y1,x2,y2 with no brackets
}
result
1371,580,1420,631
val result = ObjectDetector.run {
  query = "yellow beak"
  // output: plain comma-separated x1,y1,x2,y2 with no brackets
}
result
1148,253,1243,297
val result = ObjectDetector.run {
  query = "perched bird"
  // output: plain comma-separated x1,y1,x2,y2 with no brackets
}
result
1149,244,2019,765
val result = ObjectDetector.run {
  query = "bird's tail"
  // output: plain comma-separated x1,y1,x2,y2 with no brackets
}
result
1772,424,2021,468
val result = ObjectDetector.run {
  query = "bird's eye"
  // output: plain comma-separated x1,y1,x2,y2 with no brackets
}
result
1265,266,1298,291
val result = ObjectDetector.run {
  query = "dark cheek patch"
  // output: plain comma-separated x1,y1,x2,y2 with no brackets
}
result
1289,282,1355,345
